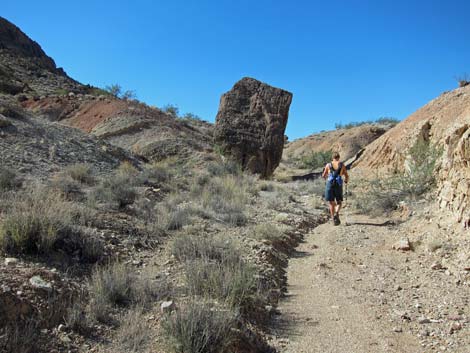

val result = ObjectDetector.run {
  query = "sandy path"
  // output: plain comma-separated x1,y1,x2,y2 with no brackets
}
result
276,216,422,353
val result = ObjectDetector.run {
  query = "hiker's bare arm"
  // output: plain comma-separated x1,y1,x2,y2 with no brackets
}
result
341,165,349,183
322,164,329,179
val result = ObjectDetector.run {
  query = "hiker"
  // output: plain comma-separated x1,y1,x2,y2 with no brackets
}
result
322,152,349,225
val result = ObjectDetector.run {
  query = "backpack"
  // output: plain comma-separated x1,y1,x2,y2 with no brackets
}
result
327,162,343,186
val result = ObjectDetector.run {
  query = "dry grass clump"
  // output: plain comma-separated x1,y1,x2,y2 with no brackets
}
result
88,262,167,323
91,173,137,209
50,174,83,200
0,186,102,262
0,320,39,353
193,174,251,226
171,232,239,263
0,167,21,191
162,301,238,353
63,163,95,185
293,179,325,197
111,308,152,353
250,224,286,244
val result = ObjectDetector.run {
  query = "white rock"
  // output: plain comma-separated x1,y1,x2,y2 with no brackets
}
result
161,300,176,313
393,238,411,251
5,258,19,266
29,276,52,292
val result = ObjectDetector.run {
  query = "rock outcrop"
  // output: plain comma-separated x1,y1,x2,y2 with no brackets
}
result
214,77,292,177
284,123,391,164
0,16,58,72
354,85,470,226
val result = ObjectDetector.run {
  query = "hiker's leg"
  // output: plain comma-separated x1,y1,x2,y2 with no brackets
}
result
329,201,335,218
335,201,342,215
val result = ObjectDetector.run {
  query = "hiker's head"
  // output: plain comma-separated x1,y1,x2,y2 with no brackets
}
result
332,152,340,161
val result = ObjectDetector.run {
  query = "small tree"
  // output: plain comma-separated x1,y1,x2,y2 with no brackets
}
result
455,73,470,88
104,84,122,98
121,90,137,100
162,104,179,118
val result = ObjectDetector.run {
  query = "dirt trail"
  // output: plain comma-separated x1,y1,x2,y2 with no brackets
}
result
275,213,423,353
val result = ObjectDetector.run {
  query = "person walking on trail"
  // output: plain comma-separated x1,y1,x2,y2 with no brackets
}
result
322,152,349,225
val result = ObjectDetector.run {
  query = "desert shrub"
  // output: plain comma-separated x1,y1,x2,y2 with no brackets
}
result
171,233,240,263
162,104,179,118
300,150,331,169
250,224,286,244
259,181,275,192
63,163,95,185
455,73,470,87
196,175,249,226
111,308,151,352
0,321,39,353
335,117,399,129
354,140,441,215
185,256,258,310
0,116,12,128
162,301,238,353
88,262,165,323
139,163,171,185
50,174,83,200
0,187,101,260
91,173,137,209
206,160,242,177
293,178,325,197
0,167,20,191
66,297,92,335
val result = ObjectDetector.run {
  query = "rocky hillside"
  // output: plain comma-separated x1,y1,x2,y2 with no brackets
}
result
22,95,213,162
284,123,391,165
0,15,212,163
0,16,84,98
353,85,470,226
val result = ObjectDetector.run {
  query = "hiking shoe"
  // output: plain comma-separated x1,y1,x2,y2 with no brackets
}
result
333,214,340,226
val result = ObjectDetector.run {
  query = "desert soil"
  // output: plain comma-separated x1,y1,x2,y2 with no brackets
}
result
273,196,470,353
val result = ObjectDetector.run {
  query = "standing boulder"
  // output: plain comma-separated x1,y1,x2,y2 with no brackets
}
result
214,77,293,177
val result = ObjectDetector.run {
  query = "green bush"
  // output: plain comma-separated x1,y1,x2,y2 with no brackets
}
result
162,301,238,353
300,150,331,169
354,139,442,215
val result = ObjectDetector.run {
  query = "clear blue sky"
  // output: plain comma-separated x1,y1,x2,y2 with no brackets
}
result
3,0,470,139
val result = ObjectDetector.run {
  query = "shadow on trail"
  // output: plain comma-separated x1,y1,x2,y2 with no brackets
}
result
345,220,398,227
290,250,313,259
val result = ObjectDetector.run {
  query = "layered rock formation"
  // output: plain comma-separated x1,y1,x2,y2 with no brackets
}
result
354,85,470,226
214,77,292,177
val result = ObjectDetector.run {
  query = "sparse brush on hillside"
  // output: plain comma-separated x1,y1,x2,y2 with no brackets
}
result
63,163,95,185
335,117,399,130
299,150,331,169
111,308,151,353
250,223,287,244
91,172,137,209
88,262,168,323
354,139,442,215
196,175,250,226
162,301,238,353
104,84,137,100
0,185,102,262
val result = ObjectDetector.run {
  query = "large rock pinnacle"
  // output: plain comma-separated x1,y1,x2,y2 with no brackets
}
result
214,77,293,177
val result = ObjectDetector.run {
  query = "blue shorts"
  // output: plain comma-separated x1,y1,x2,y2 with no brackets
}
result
325,182,343,202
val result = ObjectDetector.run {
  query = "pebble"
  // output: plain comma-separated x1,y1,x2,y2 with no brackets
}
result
393,238,411,251
393,327,403,332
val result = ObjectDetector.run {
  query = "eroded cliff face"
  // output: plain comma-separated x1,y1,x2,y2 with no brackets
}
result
354,85,470,226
